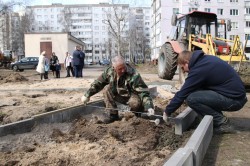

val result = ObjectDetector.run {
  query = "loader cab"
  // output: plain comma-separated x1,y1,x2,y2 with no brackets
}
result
169,11,218,42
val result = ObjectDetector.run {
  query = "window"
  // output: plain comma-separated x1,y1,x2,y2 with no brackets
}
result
246,8,250,15
173,8,179,14
230,9,239,15
246,21,250,28
204,8,211,12
245,34,250,40
217,0,224,2
217,9,223,15
231,21,239,29
94,26,99,30
230,0,238,2
189,8,198,12
229,35,236,40
205,0,210,2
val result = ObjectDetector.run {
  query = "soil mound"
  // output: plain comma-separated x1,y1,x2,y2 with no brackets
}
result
0,73,28,83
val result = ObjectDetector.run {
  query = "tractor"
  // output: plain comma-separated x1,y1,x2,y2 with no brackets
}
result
158,11,250,85
0,50,13,68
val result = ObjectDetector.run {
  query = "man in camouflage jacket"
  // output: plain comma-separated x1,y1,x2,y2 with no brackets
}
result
81,56,155,123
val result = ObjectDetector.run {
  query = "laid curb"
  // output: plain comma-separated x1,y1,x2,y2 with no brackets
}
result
164,115,213,166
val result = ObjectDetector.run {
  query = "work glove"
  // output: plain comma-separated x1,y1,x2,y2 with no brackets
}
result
81,95,89,105
163,112,169,123
147,108,155,116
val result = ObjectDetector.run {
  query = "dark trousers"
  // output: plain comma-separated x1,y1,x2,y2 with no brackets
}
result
55,70,60,78
74,65,82,78
186,90,247,127
44,71,48,79
66,66,74,77
78,65,83,77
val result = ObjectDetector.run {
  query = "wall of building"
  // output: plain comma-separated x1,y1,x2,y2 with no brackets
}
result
25,33,83,64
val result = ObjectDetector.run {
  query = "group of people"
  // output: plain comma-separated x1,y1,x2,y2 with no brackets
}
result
36,45,85,80
64,45,85,78
36,51,61,80
81,50,247,134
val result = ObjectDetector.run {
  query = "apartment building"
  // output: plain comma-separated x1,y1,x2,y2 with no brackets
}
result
26,3,150,63
129,7,151,62
151,0,248,60
0,12,21,54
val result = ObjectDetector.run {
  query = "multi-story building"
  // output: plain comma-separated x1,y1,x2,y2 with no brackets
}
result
129,7,151,62
151,0,248,60
0,12,21,54
26,3,150,63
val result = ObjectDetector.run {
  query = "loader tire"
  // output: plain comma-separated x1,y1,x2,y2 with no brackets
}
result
158,43,178,80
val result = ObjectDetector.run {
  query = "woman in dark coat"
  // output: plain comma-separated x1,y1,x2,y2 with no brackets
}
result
50,52,58,76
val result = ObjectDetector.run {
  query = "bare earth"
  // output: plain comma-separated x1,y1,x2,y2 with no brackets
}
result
0,64,249,166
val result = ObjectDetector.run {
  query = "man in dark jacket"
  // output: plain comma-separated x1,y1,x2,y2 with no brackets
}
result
72,45,85,78
163,50,247,134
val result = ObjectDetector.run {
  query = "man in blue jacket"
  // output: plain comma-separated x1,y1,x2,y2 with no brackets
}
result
163,50,247,134
72,45,85,78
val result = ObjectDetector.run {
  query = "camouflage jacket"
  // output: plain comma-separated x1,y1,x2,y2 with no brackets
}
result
84,64,154,110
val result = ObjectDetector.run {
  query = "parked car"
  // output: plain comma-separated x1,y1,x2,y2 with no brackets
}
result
85,61,93,65
10,57,39,71
99,59,110,66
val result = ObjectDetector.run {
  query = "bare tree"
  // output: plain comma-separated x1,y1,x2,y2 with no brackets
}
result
103,4,129,57
58,6,72,32
0,0,30,52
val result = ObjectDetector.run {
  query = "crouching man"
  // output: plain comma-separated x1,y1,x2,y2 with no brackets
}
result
163,50,247,134
81,55,155,123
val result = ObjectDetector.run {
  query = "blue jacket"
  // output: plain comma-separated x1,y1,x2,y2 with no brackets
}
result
165,50,246,115
72,50,85,66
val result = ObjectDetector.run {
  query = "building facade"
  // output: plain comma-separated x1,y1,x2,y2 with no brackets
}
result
26,3,150,63
151,0,248,60
25,32,85,63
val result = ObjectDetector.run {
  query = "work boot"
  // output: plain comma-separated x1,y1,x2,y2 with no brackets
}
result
110,114,119,122
214,118,235,134
94,112,111,124
95,113,119,124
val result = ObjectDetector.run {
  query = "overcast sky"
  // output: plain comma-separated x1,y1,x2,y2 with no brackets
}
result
27,0,151,7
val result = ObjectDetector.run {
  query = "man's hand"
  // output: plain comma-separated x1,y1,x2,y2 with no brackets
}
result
81,95,89,105
163,112,169,123
147,108,155,116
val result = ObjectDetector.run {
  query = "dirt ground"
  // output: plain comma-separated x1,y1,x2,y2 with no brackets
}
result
0,64,249,166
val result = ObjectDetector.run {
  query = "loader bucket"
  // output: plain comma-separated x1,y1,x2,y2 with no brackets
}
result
230,61,250,86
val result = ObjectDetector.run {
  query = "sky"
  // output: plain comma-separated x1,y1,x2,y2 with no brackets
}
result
27,0,151,7
1,0,150,13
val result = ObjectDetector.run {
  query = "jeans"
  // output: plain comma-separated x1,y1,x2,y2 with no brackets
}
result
186,90,247,127
74,65,81,78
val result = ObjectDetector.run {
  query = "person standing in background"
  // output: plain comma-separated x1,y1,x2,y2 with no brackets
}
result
36,51,46,80
44,56,50,79
79,47,85,77
55,61,61,78
50,52,58,76
64,52,74,77
72,45,84,78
